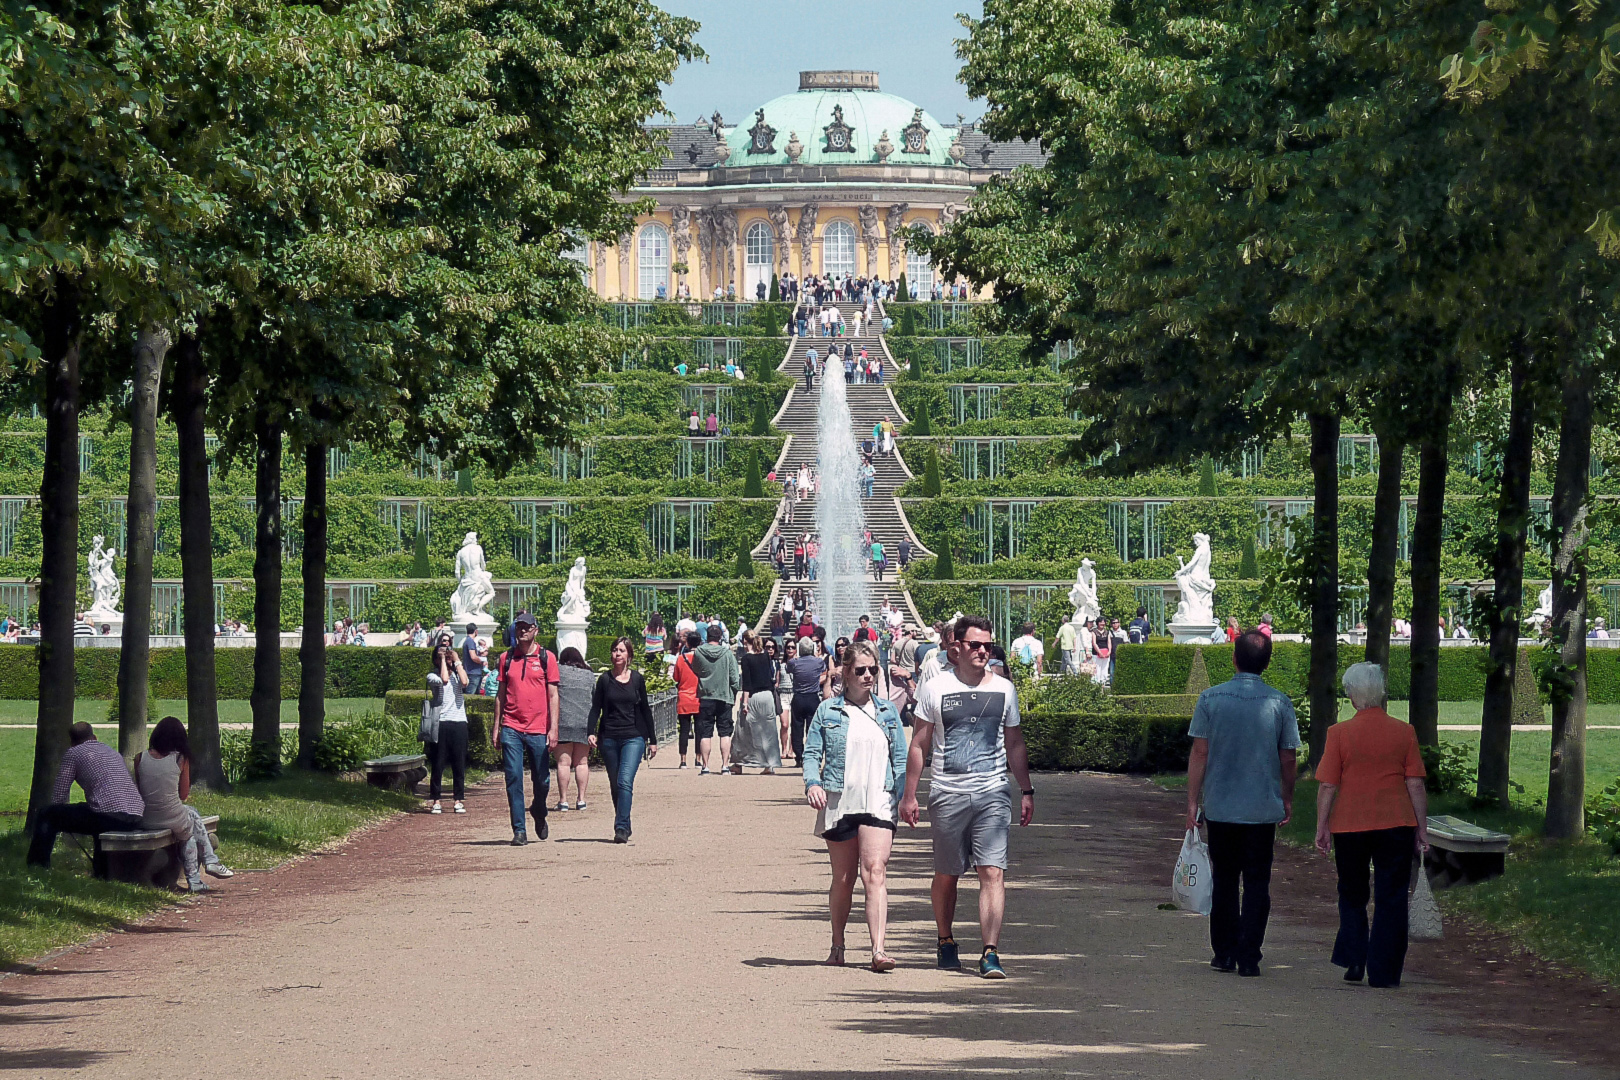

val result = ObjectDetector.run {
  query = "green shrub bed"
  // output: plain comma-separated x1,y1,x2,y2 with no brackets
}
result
384,690,499,768
1022,711,1193,772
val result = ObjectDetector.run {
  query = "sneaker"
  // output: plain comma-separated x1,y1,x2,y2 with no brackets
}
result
679,761,689,770
431,801,442,814
453,801,465,814
576,801,587,811
186,875,210,893
699,767,711,776
937,939,961,970
204,864,234,879
979,948,1007,980
555,801,570,812
613,828,629,844
511,833,528,846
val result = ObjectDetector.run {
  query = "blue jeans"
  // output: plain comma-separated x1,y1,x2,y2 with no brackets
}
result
500,727,551,836
597,736,647,835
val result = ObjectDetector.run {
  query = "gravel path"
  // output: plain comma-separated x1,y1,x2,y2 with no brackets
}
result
3,761,1614,1079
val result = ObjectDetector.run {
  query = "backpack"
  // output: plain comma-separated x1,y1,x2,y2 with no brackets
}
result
1128,622,1148,645
1014,639,1036,666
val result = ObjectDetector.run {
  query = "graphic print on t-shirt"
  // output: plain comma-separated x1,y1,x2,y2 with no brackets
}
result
939,689,1007,775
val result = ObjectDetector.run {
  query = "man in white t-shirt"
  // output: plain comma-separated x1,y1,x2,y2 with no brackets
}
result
901,614,1034,979
1010,622,1044,676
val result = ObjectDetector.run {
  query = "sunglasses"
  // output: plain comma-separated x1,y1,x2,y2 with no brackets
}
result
958,640,992,652
850,665,878,676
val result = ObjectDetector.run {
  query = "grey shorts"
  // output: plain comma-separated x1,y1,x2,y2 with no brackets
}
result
928,787,1012,876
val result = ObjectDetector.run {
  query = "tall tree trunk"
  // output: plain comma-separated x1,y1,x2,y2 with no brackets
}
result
1364,422,1406,671
174,332,224,788
1478,344,1535,806
1307,411,1340,770
25,277,82,835
115,325,169,764
298,443,327,769
250,414,283,775
1408,396,1452,749
1544,358,1592,839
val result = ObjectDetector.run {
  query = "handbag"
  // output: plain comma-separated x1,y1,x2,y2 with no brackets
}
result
418,698,439,744
1408,860,1443,940
1171,827,1214,915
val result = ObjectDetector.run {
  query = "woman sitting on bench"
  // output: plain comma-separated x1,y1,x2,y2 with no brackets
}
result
135,717,233,891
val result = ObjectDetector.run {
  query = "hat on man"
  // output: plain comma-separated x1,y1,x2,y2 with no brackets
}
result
513,612,539,629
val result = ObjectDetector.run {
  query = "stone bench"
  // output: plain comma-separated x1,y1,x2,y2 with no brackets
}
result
64,815,220,889
1424,814,1510,889
362,754,427,792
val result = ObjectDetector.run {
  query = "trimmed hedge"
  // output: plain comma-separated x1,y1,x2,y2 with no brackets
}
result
1022,711,1193,772
1111,643,1619,703
1113,694,1203,716
384,690,499,768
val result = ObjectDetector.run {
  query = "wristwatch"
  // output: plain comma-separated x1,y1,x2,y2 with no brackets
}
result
1021,788,1035,796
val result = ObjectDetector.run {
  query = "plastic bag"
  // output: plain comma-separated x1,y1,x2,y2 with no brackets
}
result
1172,827,1213,915
1409,865,1443,940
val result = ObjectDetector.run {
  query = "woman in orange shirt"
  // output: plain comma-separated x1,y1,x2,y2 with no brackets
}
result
673,631,702,768
1314,662,1430,988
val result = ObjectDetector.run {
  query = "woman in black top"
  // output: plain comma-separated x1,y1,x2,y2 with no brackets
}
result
730,630,783,775
587,637,657,843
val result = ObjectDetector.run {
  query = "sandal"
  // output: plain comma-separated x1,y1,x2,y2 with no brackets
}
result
825,943,846,967
871,952,897,973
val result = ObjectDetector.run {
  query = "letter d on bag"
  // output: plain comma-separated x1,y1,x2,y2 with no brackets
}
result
1171,828,1214,916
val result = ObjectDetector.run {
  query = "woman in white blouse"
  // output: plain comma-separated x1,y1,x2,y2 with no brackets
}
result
802,642,909,972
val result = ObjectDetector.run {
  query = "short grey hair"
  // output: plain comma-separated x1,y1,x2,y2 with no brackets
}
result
797,637,816,657
1342,662,1387,709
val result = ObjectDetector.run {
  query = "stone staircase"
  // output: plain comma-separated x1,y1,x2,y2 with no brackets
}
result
750,301,931,631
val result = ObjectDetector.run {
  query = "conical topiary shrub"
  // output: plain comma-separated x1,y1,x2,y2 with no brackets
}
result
922,447,943,496
751,396,771,435
897,272,910,303
912,401,933,435
734,543,755,578
411,528,430,578
900,305,918,336
1198,456,1218,497
743,447,764,497
1239,533,1259,578
1184,648,1212,694
933,544,955,580
768,273,780,302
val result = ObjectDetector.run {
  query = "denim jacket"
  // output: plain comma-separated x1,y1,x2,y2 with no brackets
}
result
802,694,907,795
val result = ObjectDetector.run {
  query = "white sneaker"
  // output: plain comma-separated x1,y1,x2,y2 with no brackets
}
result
430,801,442,814
453,801,465,814
205,864,234,878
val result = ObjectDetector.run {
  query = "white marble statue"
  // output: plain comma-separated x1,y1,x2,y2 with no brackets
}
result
86,535,121,619
558,557,591,620
449,532,496,623
1533,584,1553,624
1171,532,1217,626
1068,558,1101,624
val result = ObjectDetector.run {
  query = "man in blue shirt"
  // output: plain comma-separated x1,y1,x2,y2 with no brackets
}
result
1185,629,1300,978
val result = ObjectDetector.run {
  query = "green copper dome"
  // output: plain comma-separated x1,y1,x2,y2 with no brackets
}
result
722,86,956,168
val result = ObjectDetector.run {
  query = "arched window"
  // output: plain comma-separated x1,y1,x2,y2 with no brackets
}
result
744,221,775,298
637,223,671,299
906,226,936,295
822,219,856,277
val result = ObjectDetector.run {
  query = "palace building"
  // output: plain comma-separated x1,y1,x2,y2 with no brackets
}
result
582,70,1045,301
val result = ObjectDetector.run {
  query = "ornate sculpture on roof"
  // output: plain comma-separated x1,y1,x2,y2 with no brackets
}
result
822,104,855,153
901,107,930,155
874,130,894,163
784,131,804,163
708,110,725,137
747,108,777,155
948,119,967,166
713,134,731,166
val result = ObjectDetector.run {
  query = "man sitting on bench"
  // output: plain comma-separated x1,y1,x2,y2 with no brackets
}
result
27,722,145,869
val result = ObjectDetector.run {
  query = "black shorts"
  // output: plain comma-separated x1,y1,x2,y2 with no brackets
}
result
696,699,734,739
822,814,898,843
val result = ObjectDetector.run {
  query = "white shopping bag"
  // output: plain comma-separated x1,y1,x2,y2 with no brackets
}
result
1171,827,1213,915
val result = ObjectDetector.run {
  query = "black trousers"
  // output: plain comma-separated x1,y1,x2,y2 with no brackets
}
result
27,804,143,870
1205,820,1276,965
1332,826,1416,986
790,693,819,764
678,713,698,757
431,722,468,801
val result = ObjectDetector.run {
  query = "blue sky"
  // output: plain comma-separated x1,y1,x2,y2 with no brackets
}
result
657,0,985,127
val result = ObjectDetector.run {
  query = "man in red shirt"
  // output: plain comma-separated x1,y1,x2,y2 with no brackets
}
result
493,612,561,845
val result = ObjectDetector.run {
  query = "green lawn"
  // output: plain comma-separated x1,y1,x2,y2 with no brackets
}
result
0,697,383,727
1337,700,1620,726
1159,727,1620,985
1,716,418,968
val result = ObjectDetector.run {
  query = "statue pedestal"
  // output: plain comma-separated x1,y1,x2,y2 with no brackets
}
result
86,611,123,637
1168,621,1219,645
555,615,589,660
451,617,496,650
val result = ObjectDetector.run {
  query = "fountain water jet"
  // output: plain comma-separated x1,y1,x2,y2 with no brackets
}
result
813,359,872,641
